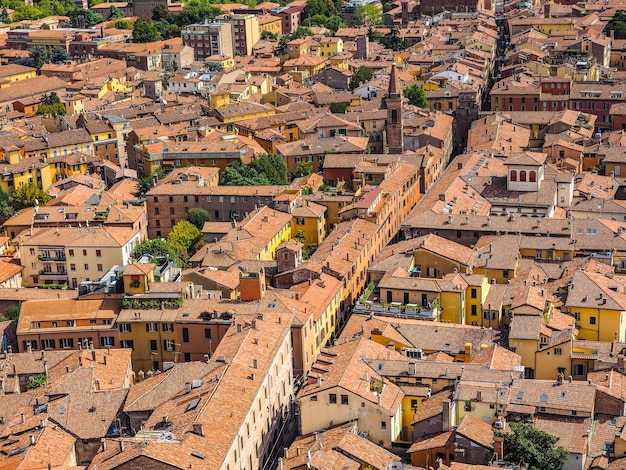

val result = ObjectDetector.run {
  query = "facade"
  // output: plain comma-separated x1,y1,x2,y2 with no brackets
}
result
385,65,404,154
18,226,142,288
181,21,234,61
215,13,260,56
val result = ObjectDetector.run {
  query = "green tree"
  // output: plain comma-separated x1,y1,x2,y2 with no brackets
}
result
205,62,224,72
329,102,348,114
502,422,570,470
50,46,71,64
326,15,346,32
41,92,61,106
167,220,202,260
10,183,51,210
0,189,14,220
109,4,124,18
68,9,103,28
152,3,173,22
261,30,277,40
29,46,49,70
132,17,161,43
27,373,47,389
294,229,307,244
349,65,374,90
220,153,288,186
355,4,381,25
131,239,181,265
41,22,51,29
604,10,626,39
36,102,66,116
2,304,20,321
303,0,335,19
290,161,313,180
403,83,428,108
186,208,210,230
114,19,130,29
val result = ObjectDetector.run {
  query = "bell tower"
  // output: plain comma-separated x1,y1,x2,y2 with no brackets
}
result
385,64,404,154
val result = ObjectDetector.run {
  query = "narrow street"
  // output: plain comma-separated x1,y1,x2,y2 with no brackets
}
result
483,0,509,110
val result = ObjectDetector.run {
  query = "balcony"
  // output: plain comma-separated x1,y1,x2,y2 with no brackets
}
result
352,301,442,321
38,270,67,278
38,253,66,261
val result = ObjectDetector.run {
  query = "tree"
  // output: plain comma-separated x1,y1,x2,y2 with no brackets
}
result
109,4,124,19
41,92,61,106
403,83,428,108
2,304,20,321
326,15,346,32
349,65,374,90
604,10,626,39
135,168,167,198
0,189,14,221
220,153,288,186
50,46,71,64
294,230,307,244
303,0,335,20
36,102,66,116
290,161,313,180
29,46,49,70
261,30,277,40
502,422,570,470
131,239,181,265
10,183,51,211
329,102,348,114
114,19,130,29
167,220,202,261
133,17,161,43
68,9,103,28
186,208,210,230
355,4,382,25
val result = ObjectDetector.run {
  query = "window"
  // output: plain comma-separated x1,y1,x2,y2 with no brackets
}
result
97,264,103,272
103,319,112,325
590,316,596,325
69,249,74,257
84,264,89,270
164,339,175,351
150,339,157,351
554,348,562,355
70,263,76,271
42,339,56,350
83,250,87,256
162,323,173,332
510,170,517,181
66,320,75,327
471,288,477,299
296,217,305,225
100,337,114,347
51,322,57,328
96,250,101,257
182,327,190,343
146,323,157,332
204,328,212,339
520,170,527,182
120,323,131,333
471,304,477,316
329,393,337,404
60,338,74,349
341,394,349,405
310,395,317,401
503,270,510,278
574,312,580,321
529,171,536,182
381,421,387,429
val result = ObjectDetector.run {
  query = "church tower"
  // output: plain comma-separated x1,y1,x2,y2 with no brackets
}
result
385,64,404,154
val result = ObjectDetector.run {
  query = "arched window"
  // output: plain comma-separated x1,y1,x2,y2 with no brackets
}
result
391,109,398,124
529,171,536,182
520,170,527,182
510,170,517,181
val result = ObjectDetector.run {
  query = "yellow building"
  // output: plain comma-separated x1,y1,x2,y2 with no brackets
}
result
0,64,37,88
290,200,326,247
257,14,282,36
565,270,626,342
122,262,155,295
318,37,344,57
117,307,179,373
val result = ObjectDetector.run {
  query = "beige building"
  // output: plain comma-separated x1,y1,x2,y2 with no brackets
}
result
298,337,405,448
18,226,142,287
215,13,260,56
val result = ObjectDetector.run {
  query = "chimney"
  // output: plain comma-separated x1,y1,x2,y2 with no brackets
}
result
29,435,35,446
192,423,204,436
494,436,504,460
442,400,451,431
91,349,96,361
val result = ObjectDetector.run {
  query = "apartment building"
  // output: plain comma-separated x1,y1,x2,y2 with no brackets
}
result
146,167,288,238
18,226,142,287
298,337,405,448
182,21,234,61
92,309,295,470
16,298,120,352
215,13,260,56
